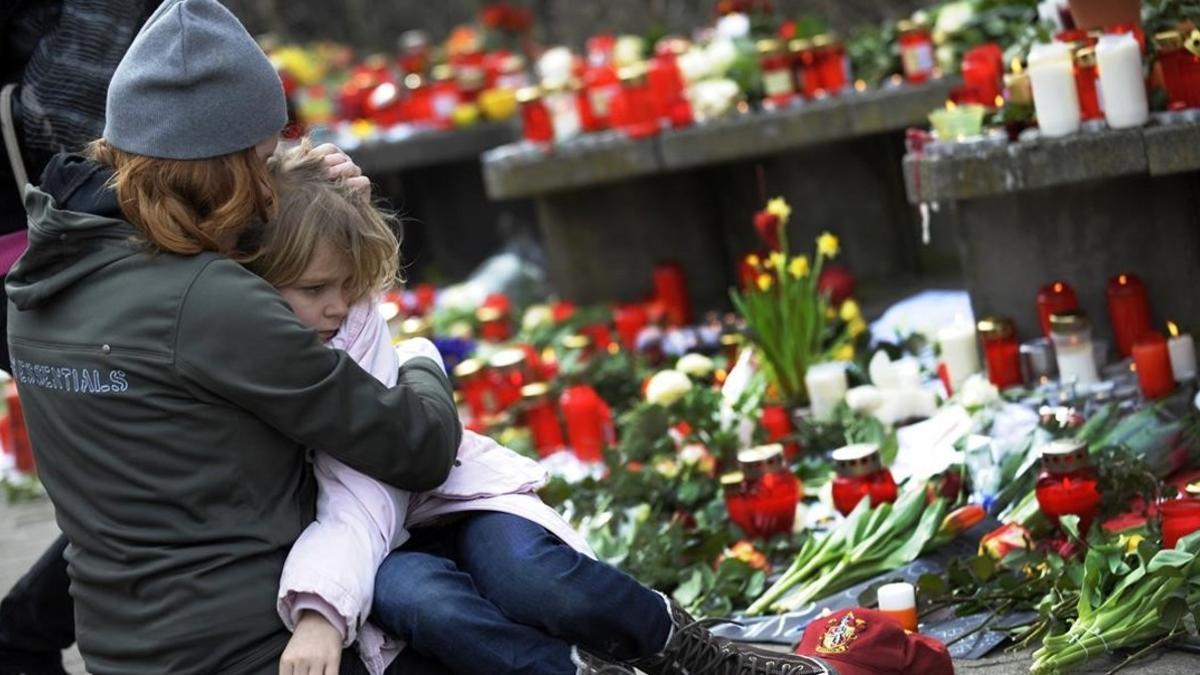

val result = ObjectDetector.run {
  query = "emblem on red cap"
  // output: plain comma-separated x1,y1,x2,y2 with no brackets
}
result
815,611,867,654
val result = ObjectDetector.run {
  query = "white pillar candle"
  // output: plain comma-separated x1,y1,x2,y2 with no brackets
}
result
1056,339,1099,386
877,582,918,632
1167,322,1197,383
805,362,848,422
1095,33,1148,129
1027,42,1081,137
937,322,981,393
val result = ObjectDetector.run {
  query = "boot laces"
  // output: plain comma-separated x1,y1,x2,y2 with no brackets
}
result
668,617,827,675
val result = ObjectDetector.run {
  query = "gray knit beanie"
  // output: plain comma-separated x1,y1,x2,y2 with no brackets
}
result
103,0,286,160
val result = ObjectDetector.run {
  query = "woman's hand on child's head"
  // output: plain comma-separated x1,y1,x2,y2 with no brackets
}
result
310,142,371,195
279,610,343,675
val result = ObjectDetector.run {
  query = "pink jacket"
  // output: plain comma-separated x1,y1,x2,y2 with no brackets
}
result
277,302,593,674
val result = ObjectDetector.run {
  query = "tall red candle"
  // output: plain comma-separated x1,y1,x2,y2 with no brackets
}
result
1107,273,1153,358
1036,281,1079,338
978,317,1023,389
1132,332,1175,399
559,384,614,462
522,383,565,457
653,262,692,327
517,87,554,145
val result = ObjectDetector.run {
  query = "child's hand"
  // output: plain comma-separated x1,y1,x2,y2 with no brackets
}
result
279,610,342,675
310,142,371,195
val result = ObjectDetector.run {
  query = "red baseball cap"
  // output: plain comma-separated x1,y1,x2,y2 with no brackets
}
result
793,608,954,675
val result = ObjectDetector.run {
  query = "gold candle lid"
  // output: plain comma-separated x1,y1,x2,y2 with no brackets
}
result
476,306,506,322
1049,311,1089,335
562,334,592,350
431,63,455,82
1074,46,1097,68
489,347,527,370
756,38,783,55
521,382,551,399
516,85,543,103
787,38,813,53
720,471,746,489
618,64,649,84
399,316,432,340
453,358,484,379
1155,30,1183,50
977,316,1016,339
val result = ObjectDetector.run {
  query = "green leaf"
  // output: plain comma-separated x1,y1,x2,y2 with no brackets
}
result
918,572,948,597
970,555,997,582
1159,595,1189,630
1059,514,1082,543
672,568,705,608
1148,549,1197,576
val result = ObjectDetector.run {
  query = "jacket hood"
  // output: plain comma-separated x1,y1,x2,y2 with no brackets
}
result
7,154,139,310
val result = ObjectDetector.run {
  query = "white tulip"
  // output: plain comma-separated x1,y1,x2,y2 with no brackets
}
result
715,13,751,40
646,369,693,406
705,39,738,76
613,35,645,68
522,304,553,331
676,353,715,378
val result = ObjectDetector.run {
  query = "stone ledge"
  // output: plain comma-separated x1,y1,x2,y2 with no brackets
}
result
482,78,960,199
481,132,661,199
350,122,518,174
904,120,1200,203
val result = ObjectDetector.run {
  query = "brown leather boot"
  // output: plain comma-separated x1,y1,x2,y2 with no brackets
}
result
629,601,833,675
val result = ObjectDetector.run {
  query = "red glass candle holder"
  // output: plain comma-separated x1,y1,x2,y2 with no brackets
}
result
722,471,755,534
1107,273,1153,358
1037,281,1079,339
518,87,554,145
978,317,1024,390
559,383,614,462
1161,498,1200,549
789,39,820,99
1073,47,1103,120
653,261,692,327
648,40,693,128
830,444,897,516
1132,331,1175,399
897,20,936,84
738,445,800,538
488,348,528,411
454,359,498,420
1154,31,1200,109
1035,439,1102,533
961,43,1004,108
476,306,511,343
5,383,33,474
521,382,564,457
614,65,659,139
757,39,796,109
812,34,850,96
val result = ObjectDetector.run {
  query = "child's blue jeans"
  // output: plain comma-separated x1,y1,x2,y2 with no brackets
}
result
370,511,673,675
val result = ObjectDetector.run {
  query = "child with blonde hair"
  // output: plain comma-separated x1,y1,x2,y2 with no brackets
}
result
258,142,830,675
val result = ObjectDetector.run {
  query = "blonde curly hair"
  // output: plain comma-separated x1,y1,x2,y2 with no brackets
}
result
246,140,402,302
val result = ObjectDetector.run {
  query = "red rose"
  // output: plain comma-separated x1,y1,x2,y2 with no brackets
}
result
752,211,781,250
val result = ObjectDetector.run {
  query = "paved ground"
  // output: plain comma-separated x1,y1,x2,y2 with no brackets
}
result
4,493,1200,674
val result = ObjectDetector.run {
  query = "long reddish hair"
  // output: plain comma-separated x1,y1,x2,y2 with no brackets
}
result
88,138,276,261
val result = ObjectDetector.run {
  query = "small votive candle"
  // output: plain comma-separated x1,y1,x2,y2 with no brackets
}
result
805,362,849,422
1020,337,1058,384
1050,312,1099,386
877,582,919,632
978,316,1023,390
1167,321,1197,383
1132,332,1175,399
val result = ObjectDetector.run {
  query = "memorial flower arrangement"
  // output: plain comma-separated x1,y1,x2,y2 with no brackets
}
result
731,197,858,407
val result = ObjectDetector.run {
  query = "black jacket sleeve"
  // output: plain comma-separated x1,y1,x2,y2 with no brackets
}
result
174,259,459,491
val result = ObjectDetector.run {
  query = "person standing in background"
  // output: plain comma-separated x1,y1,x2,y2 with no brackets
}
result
0,3,160,673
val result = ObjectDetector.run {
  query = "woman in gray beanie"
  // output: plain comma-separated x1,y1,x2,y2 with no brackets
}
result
4,1,461,673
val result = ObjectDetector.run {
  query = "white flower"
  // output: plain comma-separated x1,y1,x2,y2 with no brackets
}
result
537,46,574,89
715,13,751,40
846,385,883,413
613,35,645,68
676,353,715,378
646,369,693,406
705,39,738,76
679,443,709,465
521,304,553,331
958,374,1000,409
868,351,899,389
934,2,974,36
689,78,740,121
676,47,712,83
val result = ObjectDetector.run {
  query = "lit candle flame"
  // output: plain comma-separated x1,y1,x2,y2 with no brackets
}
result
1168,321,1180,338
946,99,957,111
994,95,1004,108
854,79,867,92
1011,58,1023,75
1130,362,1138,372
1118,274,1128,285
1053,282,1064,293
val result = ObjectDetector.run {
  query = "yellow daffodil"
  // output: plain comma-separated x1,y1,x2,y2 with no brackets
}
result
767,251,785,270
817,231,840,258
746,253,761,268
834,344,855,361
765,197,792,225
848,317,867,338
1121,533,1145,555
756,273,774,292
839,299,861,322
788,255,810,279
